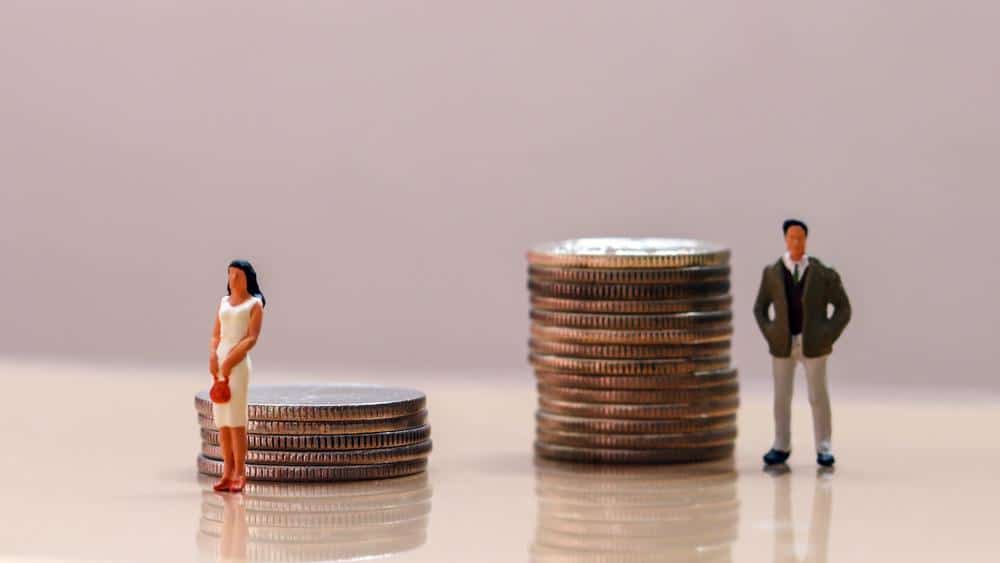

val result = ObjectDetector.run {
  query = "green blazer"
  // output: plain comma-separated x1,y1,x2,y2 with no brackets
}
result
752,256,851,358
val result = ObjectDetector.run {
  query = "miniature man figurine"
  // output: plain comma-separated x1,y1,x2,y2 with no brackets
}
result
753,219,851,467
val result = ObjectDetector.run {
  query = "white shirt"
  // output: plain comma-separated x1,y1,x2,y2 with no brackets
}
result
782,251,809,279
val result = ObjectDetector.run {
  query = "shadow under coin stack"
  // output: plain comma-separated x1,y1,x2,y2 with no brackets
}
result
527,238,738,464
195,384,432,481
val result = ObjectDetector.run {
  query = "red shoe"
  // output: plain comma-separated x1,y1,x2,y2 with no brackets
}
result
228,475,247,493
212,477,232,492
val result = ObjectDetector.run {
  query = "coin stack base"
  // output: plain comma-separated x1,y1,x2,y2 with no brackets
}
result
527,238,738,465
194,384,432,482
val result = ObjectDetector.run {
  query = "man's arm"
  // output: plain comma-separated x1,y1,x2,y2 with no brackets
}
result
827,269,851,342
752,266,773,334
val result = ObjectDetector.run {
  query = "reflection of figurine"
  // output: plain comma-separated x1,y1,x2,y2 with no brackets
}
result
209,260,265,493
753,220,851,467
770,468,833,563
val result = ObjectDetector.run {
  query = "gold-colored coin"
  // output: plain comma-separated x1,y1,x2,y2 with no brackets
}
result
537,383,739,404
535,368,739,390
538,396,739,420
529,338,730,359
529,279,731,300
530,294,733,314
531,323,732,345
529,354,730,376
536,427,737,449
536,410,738,434
535,441,735,464
531,310,732,330
527,238,730,269
528,265,730,285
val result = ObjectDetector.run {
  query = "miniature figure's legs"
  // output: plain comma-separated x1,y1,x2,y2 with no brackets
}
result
771,355,797,452
231,426,248,477
803,355,832,455
219,427,235,479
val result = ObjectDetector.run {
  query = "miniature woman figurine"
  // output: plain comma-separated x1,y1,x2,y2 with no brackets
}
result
210,259,265,493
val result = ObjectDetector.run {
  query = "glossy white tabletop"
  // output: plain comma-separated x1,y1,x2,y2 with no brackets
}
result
0,359,997,562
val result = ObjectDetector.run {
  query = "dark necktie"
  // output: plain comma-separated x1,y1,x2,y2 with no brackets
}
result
793,263,800,283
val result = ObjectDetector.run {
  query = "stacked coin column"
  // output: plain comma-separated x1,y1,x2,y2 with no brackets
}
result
195,384,432,482
527,238,738,464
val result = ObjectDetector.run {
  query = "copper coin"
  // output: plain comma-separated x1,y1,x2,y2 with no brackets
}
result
535,441,735,464
529,338,730,360
531,294,733,314
194,384,426,421
530,354,730,376
538,397,739,420
196,410,428,435
536,411,738,435
199,425,431,450
528,265,730,285
196,454,428,482
529,279,731,300
531,310,732,330
536,427,737,449
537,383,739,404
535,368,739,390
530,323,732,345
200,440,432,466
527,238,730,269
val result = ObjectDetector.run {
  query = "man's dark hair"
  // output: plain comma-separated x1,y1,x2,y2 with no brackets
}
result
782,219,808,237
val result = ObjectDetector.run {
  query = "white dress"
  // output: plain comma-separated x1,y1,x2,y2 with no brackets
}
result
212,295,261,428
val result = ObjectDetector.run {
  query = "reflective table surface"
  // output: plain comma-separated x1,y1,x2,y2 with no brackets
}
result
0,359,996,562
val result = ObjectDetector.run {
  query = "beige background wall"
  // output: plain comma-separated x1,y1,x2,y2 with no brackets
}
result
2,1,997,390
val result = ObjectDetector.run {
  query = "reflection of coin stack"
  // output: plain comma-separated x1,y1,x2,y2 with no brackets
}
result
196,472,431,562
528,238,738,464
532,459,739,562
195,384,432,481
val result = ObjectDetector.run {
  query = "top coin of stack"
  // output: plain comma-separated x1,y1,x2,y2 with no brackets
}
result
195,384,432,481
527,238,738,464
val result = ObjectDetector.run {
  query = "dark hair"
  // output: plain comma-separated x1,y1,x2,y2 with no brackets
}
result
782,219,808,237
227,259,266,307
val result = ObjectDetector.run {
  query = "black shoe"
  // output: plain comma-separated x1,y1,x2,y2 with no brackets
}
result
817,452,835,467
763,448,791,465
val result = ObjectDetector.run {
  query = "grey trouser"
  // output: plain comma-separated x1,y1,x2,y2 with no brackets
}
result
772,334,832,454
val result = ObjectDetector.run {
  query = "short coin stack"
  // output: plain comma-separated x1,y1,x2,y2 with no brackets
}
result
195,384,432,481
528,238,738,464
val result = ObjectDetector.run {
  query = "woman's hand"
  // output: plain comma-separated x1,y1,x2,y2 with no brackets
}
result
220,359,233,381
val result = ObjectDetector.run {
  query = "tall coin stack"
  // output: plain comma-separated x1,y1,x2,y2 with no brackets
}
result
527,238,738,464
195,384,432,481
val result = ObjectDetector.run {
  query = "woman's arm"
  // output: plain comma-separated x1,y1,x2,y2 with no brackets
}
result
220,302,264,378
209,313,221,377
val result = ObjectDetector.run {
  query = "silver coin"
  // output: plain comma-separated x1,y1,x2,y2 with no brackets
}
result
196,454,428,482
201,440,432,465
200,425,431,450
196,471,429,498
536,411,738,435
194,383,426,421
527,238,730,269
196,410,428,435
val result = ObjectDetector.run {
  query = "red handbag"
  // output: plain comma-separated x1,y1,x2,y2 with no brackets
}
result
210,377,231,404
